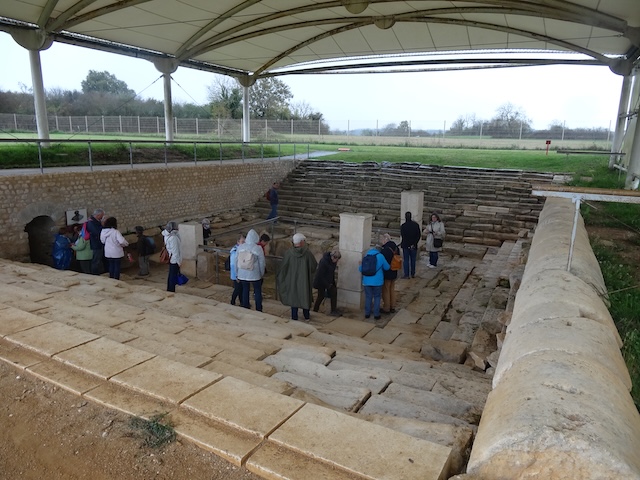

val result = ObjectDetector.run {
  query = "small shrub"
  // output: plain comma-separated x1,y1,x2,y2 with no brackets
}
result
129,413,176,448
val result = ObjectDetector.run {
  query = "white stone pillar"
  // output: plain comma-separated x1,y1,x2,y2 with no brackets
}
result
337,213,372,311
178,221,203,277
401,191,425,231
162,73,174,144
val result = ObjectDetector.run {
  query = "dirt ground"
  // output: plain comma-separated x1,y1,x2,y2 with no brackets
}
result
1,222,637,479
0,361,261,479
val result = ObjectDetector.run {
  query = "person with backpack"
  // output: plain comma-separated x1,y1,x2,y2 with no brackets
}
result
277,233,318,321
135,226,154,276
266,181,280,221
359,245,390,321
379,233,400,314
235,229,266,311
229,233,245,306
400,211,421,279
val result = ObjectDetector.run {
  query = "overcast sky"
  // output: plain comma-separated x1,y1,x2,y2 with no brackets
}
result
1,32,624,132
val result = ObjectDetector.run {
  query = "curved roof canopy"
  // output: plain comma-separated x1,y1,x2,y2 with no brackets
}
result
1,1,639,82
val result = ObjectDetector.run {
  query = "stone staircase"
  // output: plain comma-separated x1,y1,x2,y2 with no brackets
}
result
0,227,530,478
255,160,555,246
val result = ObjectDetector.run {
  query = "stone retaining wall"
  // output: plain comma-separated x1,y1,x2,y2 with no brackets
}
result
0,160,296,261
457,197,640,479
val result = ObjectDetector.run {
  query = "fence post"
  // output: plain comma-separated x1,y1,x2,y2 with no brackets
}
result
119,115,122,134
38,141,43,173
69,116,72,132
14,114,17,130
196,117,199,136
519,120,523,140
88,141,93,171
85,116,88,133
138,116,141,134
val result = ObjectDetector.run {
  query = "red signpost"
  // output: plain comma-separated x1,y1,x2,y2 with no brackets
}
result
545,140,551,155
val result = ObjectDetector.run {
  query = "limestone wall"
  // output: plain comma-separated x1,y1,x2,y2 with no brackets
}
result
459,197,640,479
0,161,296,261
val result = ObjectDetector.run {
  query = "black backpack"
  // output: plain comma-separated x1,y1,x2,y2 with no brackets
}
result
361,253,379,276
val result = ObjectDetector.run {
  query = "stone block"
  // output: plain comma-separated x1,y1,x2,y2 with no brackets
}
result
421,339,468,364
268,403,452,479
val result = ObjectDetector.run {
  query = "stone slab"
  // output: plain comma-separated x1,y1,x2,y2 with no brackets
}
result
54,337,156,380
383,383,477,422
359,394,470,427
0,337,45,369
265,355,391,394
431,321,457,341
84,381,176,418
110,356,222,403
247,440,363,480
125,337,212,367
268,346,333,365
0,306,51,336
209,351,276,376
0,283,53,303
363,326,402,344
169,409,263,467
323,317,376,338
205,360,294,395
27,359,103,395
5,321,100,357
388,308,422,325
269,403,453,480
392,333,428,352
182,376,304,437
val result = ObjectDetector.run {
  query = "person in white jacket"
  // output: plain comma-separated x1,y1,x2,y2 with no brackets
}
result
235,229,266,311
162,222,182,292
100,216,129,280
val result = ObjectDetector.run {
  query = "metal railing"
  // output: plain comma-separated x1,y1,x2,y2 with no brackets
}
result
0,138,313,173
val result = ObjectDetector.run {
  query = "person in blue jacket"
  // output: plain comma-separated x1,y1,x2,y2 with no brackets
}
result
359,246,390,320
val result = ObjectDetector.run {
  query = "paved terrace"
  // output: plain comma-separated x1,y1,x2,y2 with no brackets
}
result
0,229,521,478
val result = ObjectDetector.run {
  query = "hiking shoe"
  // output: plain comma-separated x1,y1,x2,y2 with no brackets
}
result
428,264,437,268
365,315,371,319
329,310,342,316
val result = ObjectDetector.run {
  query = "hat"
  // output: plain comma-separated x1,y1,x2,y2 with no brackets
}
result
165,221,178,232
135,226,144,234
201,218,210,227
292,233,306,245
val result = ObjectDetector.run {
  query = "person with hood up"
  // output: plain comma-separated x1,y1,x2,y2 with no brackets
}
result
312,249,341,316
100,216,129,280
235,229,266,311
277,233,318,321
162,221,182,292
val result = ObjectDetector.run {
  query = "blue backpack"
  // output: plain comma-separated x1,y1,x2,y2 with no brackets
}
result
361,253,379,276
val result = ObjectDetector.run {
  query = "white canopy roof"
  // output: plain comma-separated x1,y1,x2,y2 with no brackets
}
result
1,1,639,81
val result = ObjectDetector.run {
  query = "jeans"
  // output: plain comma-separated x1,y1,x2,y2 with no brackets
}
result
107,257,121,279
231,279,244,305
241,279,263,311
91,247,104,275
291,307,310,321
138,255,150,275
267,203,278,220
364,285,382,317
167,263,180,292
429,251,439,266
313,284,337,312
403,246,417,277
